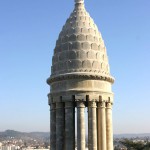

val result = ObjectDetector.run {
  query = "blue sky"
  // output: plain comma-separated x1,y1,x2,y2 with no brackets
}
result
0,0,150,133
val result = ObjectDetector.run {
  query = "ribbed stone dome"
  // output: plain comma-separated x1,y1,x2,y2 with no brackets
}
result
47,1,114,85
51,3,112,78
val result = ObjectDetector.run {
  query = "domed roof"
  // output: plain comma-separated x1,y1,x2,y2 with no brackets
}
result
48,0,114,84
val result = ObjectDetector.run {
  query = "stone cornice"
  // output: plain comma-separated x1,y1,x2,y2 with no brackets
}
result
47,73,114,84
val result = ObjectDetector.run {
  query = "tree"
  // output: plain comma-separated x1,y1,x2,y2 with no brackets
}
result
121,139,145,150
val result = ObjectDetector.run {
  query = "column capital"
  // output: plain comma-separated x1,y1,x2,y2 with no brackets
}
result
56,102,64,109
76,101,85,108
99,96,107,103
97,101,106,108
65,101,74,108
48,93,53,105
87,94,99,102
50,103,56,111
75,94,86,102
106,102,113,109
62,95,73,102
88,101,97,108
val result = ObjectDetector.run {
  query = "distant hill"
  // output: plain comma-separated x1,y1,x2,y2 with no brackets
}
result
0,130,150,140
0,130,49,141
114,133,150,138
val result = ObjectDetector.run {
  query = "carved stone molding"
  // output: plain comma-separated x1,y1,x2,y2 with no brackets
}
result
47,73,114,85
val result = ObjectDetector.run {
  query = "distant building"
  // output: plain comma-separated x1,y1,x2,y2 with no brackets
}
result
0,142,2,150
0,143,2,146
22,149,49,150
114,143,127,150
1,146,20,150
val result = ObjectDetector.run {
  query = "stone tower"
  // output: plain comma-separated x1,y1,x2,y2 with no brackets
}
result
47,0,115,150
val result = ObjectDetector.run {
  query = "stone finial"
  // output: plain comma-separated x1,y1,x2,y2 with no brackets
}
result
75,0,84,4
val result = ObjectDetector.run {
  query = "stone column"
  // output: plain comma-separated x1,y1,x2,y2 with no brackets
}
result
56,102,65,150
65,102,75,150
106,102,113,150
50,103,56,150
88,101,97,150
97,101,106,150
77,101,85,150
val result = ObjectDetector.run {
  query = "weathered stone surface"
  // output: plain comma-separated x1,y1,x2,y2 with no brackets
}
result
56,102,65,150
77,102,85,150
65,102,75,150
88,101,97,150
50,103,56,150
97,101,107,150
106,102,114,150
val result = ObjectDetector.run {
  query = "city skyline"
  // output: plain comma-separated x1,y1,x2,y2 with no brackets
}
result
0,0,150,134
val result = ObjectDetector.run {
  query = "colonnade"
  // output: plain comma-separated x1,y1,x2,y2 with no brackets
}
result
50,99,113,150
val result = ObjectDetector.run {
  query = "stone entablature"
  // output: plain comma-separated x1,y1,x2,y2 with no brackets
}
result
50,80,112,93
48,93,113,104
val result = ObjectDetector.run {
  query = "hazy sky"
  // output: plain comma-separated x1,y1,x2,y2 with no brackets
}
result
0,0,150,134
